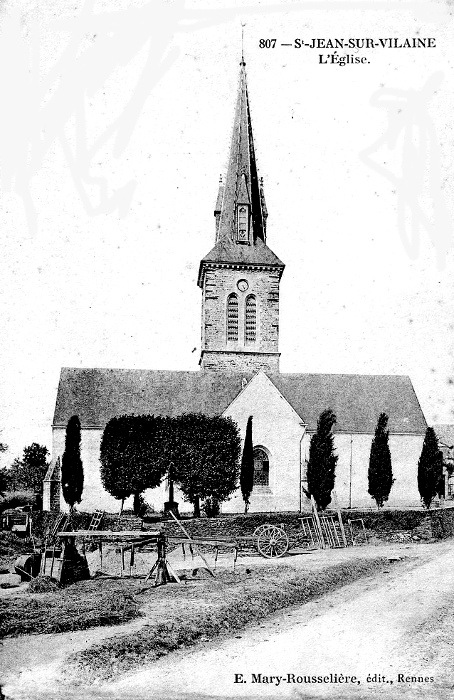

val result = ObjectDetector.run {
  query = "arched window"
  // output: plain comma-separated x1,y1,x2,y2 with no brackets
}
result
227,293,239,342
245,295,257,344
253,447,269,486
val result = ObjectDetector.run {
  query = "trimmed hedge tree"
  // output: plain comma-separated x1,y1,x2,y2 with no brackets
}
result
100,415,168,515
307,409,338,511
368,413,394,509
418,427,444,509
62,417,84,512
170,413,241,518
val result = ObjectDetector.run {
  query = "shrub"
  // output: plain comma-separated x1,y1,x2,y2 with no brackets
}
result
0,491,36,513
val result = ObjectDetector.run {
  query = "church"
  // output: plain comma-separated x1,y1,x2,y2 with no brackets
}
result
47,58,427,514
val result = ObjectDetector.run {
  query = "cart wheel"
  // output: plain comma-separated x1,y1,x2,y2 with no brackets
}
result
257,525,289,558
252,524,272,539
253,524,273,552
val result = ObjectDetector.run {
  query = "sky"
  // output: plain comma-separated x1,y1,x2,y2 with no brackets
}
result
0,0,453,468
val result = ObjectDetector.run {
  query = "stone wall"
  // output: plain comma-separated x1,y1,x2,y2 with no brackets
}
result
42,479,61,512
201,350,279,373
201,266,280,372
221,372,304,513
300,431,424,509
153,507,454,541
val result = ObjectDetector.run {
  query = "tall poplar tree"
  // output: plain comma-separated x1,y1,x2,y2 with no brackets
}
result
418,427,444,509
307,409,338,511
240,416,254,514
368,413,394,508
61,416,84,512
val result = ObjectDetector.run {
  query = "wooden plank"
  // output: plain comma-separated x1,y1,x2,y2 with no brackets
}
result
115,537,161,552
168,511,215,577
336,509,348,547
168,537,237,547
57,530,160,537
311,496,326,548
49,546,56,578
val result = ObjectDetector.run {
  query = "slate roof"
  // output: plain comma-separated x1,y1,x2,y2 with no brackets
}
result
53,368,251,428
271,374,427,434
199,237,284,270
198,62,284,286
53,368,427,435
217,61,266,244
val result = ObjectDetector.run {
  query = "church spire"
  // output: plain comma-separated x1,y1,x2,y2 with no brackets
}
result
216,60,267,245
198,56,284,374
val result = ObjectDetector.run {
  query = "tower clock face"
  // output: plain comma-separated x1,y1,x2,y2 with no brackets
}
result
237,279,249,292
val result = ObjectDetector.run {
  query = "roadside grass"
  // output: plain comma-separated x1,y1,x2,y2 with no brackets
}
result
63,555,394,685
0,532,33,570
0,578,142,637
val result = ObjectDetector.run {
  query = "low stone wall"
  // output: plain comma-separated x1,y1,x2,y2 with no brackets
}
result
30,507,454,543
156,512,303,540
154,507,454,542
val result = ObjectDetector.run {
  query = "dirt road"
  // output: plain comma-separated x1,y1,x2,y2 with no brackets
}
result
2,541,454,699
105,540,454,700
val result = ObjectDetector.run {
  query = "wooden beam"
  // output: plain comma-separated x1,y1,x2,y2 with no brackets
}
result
57,530,160,538
168,511,215,577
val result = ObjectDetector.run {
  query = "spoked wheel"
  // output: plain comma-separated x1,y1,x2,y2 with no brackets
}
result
253,524,273,538
256,525,289,558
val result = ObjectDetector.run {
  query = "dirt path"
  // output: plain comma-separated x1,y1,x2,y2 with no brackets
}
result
104,540,454,700
0,615,149,698
1,542,453,699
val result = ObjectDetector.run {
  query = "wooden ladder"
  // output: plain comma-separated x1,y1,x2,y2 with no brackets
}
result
88,510,104,531
47,513,67,542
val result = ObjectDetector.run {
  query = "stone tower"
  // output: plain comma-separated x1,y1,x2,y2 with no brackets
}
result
198,59,285,373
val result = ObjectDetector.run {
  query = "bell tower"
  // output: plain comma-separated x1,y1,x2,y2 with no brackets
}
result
198,58,285,374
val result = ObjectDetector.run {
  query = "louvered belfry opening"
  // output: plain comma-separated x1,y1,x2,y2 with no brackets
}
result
227,293,239,341
245,294,257,344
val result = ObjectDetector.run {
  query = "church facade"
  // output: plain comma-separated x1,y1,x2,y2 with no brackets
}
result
50,59,427,514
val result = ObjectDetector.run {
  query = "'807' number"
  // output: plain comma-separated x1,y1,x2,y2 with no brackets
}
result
259,39,276,48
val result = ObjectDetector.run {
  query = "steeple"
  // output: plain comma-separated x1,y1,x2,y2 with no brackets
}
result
198,58,284,375
216,60,267,245
198,60,284,289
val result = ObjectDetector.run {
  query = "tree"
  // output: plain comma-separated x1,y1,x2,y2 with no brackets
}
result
418,427,444,509
171,414,241,518
0,468,8,498
61,416,84,512
0,437,8,496
22,443,50,492
4,457,20,491
368,413,394,508
240,416,254,514
100,415,168,515
306,409,338,511
162,416,179,513
7,443,49,492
